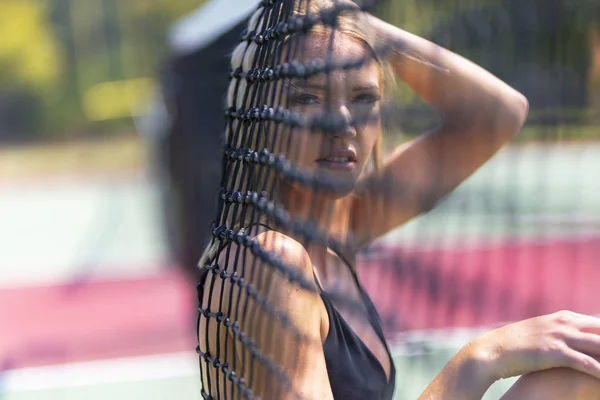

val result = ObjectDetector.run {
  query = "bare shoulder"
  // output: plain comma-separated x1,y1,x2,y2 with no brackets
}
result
211,230,321,320
204,229,325,334
254,231,312,268
225,229,317,286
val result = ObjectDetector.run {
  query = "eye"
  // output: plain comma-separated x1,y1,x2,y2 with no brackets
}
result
290,93,321,106
353,93,381,104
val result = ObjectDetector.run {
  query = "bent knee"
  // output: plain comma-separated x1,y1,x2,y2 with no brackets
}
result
501,368,600,400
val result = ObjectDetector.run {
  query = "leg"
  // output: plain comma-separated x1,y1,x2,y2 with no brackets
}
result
500,368,600,400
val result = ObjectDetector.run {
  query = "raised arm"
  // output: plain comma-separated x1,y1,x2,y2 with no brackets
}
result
351,15,529,246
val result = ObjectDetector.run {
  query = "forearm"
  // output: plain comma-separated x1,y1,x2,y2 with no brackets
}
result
370,16,528,130
418,341,497,400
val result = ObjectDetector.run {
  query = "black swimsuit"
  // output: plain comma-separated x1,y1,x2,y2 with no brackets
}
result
198,225,396,399
317,270,396,400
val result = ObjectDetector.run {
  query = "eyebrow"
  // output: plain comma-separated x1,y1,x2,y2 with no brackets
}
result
289,82,379,92
351,83,380,92
288,81,325,91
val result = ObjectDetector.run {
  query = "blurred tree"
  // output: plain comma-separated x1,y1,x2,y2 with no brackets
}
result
0,0,597,141
0,0,205,141
0,2,61,88
0,1,61,141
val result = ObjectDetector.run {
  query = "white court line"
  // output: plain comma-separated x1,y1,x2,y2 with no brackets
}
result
2,326,485,394
2,352,198,393
4,321,599,394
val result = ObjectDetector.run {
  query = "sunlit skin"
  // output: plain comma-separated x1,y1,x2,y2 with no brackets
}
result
277,33,383,244
199,4,600,399
282,33,381,182
276,32,391,376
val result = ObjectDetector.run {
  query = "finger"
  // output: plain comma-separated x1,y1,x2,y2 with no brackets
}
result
562,348,600,381
579,315,600,335
554,311,600,333
567,333,600,357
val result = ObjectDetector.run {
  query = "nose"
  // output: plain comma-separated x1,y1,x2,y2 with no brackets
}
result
332,104,356,139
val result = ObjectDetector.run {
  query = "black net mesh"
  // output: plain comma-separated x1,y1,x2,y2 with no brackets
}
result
197,2,394,398
195,0,600,399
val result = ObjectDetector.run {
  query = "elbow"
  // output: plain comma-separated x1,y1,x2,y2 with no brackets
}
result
502,91,529,137
513,91,530,129
479,90,529,142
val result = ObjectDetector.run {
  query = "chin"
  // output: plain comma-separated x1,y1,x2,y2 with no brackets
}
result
282,162,360,198
313,169,357,198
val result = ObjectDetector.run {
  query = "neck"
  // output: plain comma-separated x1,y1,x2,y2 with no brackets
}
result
279,183,353,247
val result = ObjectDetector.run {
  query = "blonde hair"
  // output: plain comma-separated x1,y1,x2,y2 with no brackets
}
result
199,1,389,268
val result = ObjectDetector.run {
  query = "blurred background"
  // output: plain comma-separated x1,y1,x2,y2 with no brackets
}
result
1,0,598,399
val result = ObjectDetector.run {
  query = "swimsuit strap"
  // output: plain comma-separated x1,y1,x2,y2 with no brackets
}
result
250,222,273,230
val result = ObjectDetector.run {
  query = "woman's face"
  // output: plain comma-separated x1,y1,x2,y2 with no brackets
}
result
276,32,382,189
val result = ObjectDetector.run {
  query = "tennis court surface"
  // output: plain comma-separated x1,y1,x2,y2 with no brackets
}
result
2,144,599,399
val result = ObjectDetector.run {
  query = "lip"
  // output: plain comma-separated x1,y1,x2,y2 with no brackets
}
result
317,148,357,162
316,148,357,171
316,159,356,171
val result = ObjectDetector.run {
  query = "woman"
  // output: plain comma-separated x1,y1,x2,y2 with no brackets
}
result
197,1,600,399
